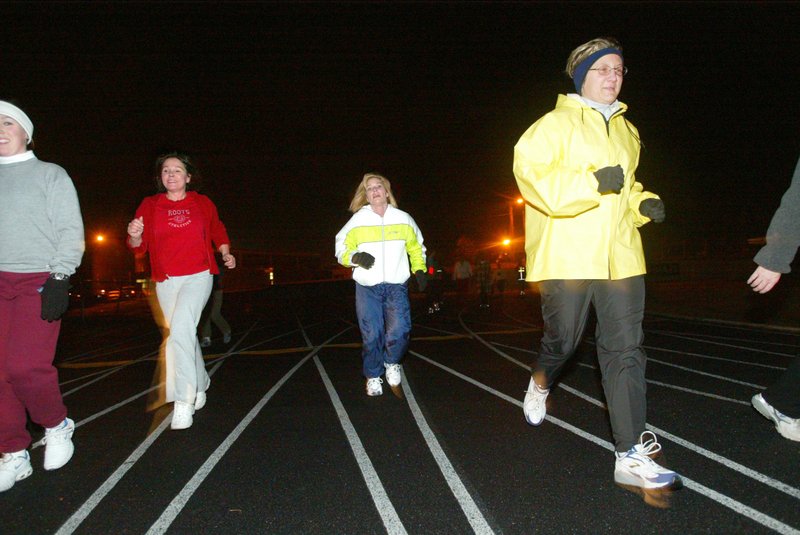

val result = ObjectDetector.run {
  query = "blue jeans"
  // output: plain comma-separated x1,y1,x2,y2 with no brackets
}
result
355,282,411,379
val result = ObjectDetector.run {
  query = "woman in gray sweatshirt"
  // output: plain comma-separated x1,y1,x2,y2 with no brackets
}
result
0,100,85,492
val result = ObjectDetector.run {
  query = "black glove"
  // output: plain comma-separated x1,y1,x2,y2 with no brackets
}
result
351,252,375,269
41,276,71,322
639,198,665,223
594,165,624,194
415,270,428,292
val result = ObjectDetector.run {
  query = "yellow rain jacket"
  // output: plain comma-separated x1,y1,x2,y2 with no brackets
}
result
513,94,660,282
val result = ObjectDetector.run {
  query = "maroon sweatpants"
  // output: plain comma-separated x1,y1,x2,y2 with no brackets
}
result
0,271,67,452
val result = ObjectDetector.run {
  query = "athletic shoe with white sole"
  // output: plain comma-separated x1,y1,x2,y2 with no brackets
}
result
200,337,212,348
614,431,682,489
384,363,402,387
523,377,549,426
752,393,800,442
366,377,383,396
171,401,194,430
43,418,75,470
0,450,33,492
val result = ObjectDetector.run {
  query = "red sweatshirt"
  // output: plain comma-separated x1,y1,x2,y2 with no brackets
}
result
128,191,231,282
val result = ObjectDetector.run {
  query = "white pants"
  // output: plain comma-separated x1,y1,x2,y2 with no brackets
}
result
156,270,213,404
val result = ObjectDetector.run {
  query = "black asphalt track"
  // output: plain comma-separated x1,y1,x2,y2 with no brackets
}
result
2,281,798,534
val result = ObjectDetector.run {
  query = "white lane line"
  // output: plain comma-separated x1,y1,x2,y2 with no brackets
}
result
457,318,799,501
644,379,751,406
490,341,753,406
410,351,800,535
56,355,227,535
647,356,766,388
647,425,800,500
400,368,495,535
31,384,161,451
644,345,787,370
145,328,350,535
647,329,799,355
314,356,407,535
646,313,800,335
54,322,266,535
61,354,156,396
55,406,173,535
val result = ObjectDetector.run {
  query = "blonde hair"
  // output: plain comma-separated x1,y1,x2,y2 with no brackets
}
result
348,173,399,213
565,37,622,78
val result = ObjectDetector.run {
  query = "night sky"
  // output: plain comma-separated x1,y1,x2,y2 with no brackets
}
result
4,2,799,263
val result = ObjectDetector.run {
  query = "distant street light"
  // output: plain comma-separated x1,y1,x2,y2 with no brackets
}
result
95,234,105,243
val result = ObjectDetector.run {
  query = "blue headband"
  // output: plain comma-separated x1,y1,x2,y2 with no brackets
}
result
572,47,623,94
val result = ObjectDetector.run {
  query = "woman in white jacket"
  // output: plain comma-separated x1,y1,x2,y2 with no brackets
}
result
335,173,426,396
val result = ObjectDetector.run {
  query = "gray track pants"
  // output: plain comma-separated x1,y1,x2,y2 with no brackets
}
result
535,276,647,452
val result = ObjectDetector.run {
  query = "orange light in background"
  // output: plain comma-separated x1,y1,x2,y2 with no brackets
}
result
95,234,105,243
516,197,523,205
502,238,511,246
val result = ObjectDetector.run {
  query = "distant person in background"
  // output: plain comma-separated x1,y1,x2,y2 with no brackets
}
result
335,173,426,396
127,151,235,430
493,263,507,296
453,258,472,295
476,257,492,308
747,155,800,442
513,37,681,492
0,100,84,492
200,255,232,348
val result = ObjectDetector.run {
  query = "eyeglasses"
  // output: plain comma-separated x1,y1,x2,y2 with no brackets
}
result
588,66,628,77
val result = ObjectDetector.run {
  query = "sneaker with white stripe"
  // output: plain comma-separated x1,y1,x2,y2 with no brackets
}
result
614,431,682,489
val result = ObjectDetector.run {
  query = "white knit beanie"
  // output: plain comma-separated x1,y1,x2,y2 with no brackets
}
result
0,101,34,144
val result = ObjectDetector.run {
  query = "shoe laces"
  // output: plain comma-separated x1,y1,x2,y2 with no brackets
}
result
636,431,663,458
525,383,549,397
44,420,72,444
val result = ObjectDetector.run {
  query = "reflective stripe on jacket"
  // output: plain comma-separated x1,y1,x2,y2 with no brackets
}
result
335,205,426,287
513,94,659,281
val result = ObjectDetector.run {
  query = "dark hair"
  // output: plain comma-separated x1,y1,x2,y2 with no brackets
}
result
153,151,202,192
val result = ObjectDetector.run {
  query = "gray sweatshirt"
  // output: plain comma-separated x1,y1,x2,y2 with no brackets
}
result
0,156,85,275
754,156,800,273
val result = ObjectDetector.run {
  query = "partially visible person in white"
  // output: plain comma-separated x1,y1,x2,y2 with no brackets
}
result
0,100,85,492
747,155,800,442
127,152,235,430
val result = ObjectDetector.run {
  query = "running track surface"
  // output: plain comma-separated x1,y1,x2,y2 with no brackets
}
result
3,281,798,534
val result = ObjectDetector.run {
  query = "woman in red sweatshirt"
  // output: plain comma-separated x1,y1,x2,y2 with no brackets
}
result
127,152,234,430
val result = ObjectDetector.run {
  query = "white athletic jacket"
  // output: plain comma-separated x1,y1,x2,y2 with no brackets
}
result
335,204,426,287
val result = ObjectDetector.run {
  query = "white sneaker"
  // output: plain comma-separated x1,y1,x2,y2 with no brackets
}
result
752,394,800,441
194,391,207,411
43,418,75,470
200,337,212,348
171,401,194,430
614,431,682,489
384,363,402,387
523,377,549,426
366,377,383,396
0,450,33,492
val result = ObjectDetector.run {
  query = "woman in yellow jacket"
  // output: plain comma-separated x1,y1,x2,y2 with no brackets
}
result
513,37,681,493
